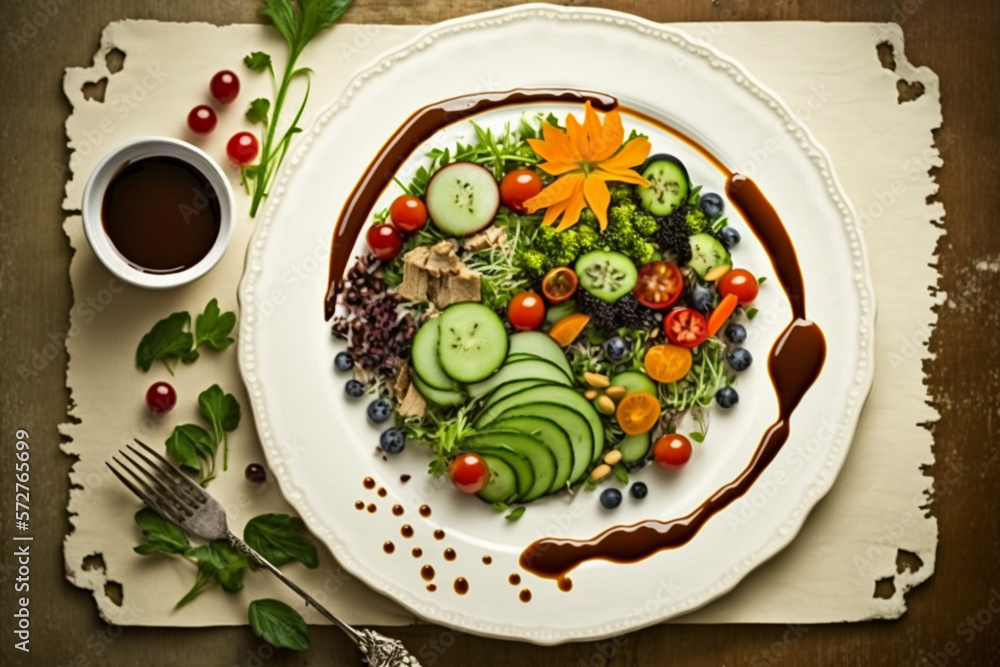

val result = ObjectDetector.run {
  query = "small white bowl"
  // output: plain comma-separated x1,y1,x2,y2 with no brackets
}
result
82,137,235,289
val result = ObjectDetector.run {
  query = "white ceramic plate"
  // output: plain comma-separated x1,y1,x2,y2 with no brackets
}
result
238,5,874,644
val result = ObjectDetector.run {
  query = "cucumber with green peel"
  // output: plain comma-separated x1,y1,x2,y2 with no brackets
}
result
425,162,500,236
488,402,594,484
618,433,652,464
507,331,574,379
610,370,657,395
480,378,551,412
476,455,519,504
411,317,459,391
436,302,508,384
465,431,556,502
467,358,570,398
490,415,575,492
637,154,690,216
467,445,533,500
575,251,638,304
688,233,732,279
411,374,465,407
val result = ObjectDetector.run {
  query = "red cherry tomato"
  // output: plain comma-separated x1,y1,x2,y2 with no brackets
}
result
541,267,578,304
187,105,217,134
389,195,428,233
718,269,759,305
146,382,177,414
664,307,708,348
500,169,543,213
366,224,403,260
449,453,490,494
210,70,240,105
633,261,684,310
226,132,259,166
654,433,692,469
507,292,546,331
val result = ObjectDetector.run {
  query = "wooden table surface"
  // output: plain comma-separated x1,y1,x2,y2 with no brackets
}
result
1,1,998,665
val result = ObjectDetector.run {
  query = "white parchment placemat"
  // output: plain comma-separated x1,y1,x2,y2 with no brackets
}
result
60,19,941,628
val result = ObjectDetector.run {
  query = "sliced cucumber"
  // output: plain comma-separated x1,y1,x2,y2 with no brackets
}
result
575,251,637,304
618,433,652,464
488,402,594,484
467,358,570,398
507,331,574,379
436,302,508,384
490,415,575,492
637,154,690,216
465,431,556,502
688,233,732,278
425,162,500,236
480,378,552,412
610,370,657,395
542,299,577,331
476,455,518,504
411,317,459,391
411,374,465,407
468,445,533,500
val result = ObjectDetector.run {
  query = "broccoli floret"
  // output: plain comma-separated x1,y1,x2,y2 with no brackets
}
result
518,249,548,279
608,183,634,206
575,223,601,254
599,198,659,264
579,207,599,228
607,198,638,229
634,209,658,237
685,207,709,235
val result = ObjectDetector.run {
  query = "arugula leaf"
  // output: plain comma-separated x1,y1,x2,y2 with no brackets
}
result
133,508,190,556
612,463,629,485
177,541,249,607
244,514,319,568
244,50,272,73
198,384,241,471
166,424,217,479
758,276,768,285
194,298,237,351
248,598,310,650
746,307,759,320
689,431,706,443
246,98,271,125
505,507,526,521
136,312,195,373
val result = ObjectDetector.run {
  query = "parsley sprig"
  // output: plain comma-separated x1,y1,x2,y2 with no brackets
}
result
243,0,355,217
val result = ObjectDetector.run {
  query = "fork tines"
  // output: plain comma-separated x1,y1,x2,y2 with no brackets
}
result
105,439,207,523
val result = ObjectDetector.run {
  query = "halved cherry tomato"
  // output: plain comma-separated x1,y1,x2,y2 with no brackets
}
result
548,313,591,346
718,268,759,305
508,292,546,331
389,195,428,233
616,391,661,435
644,344,693,383
664,308,708,348
449,453,490,494
366,224,402,260
654,433,692,469
541,267,578,304
500,169,543,213
707,293,739,336
633,261,684,310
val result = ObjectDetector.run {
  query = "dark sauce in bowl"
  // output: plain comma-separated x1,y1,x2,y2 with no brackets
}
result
102,156,221,273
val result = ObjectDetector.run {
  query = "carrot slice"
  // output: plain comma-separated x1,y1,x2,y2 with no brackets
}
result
616,390,660,435
707,293,739,336
548,313,591,347
644,344,693,383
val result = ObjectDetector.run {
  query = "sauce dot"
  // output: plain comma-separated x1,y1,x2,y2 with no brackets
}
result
443,548,456,562
401,525,414,538
482,556,492,565
366,503,377,513
508,573,521,586
421,565,435,581
354,500,365,510
377,487,387,498
392,504,404,516
519,588,532,603
419,505,432,518
363,477,376,490
412,547,423,558
400,474,411,483
383,541,395,554
558,576,573,592
453,577,469,595
433,529,446,540
426,583,436,592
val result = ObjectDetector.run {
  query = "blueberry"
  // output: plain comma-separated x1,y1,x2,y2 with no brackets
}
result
716,386,739,408
345,379,365,398
380,428,405,454
603,336,628,361
245,463,267,484
600,488,622,509
367,398,393,424
690,285,714,313
725,323,747,344
727,347,752,372
718,226,741,249
630,482,648,500
700,192,724,218
334,352,354,372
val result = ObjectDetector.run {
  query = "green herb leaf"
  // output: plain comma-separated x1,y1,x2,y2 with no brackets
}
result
248,598,310,651
490,501,508,512
505,507,526,521
246,98,271,125
689,431,706,443
244,51,272,72
297,0,354,46
746,307,759,320
758,276,768,285
133,508,190,556
244,514,319,568
177,541,250,607
194,298,237,351
612,463,629,485
166,423,217,478
136,312,194,373
198,384,241,471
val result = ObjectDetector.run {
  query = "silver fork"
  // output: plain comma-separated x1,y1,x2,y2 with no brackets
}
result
107,439,422,666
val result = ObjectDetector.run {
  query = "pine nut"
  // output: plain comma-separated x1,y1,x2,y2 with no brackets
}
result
590,464,611,481
596,395,616,415
584,372,610,388
605,386,627,401
603,450,623,466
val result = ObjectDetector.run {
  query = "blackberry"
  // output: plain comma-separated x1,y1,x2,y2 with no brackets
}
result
576,291,657,334
654,206,692,266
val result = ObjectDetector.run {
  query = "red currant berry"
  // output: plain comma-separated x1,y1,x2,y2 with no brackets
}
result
187,105,217,134
145,382,177,414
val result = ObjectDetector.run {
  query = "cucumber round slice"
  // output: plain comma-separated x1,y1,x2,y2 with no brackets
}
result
575,250,637,303
618,433,652,464
436,302,508,384
688,233,732,278
637,154,690,216
412,374,466,407
476,455,518,504
411,317,459,391
425,162,500,236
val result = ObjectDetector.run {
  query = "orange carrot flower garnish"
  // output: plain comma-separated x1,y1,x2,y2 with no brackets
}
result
523,102,651,231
